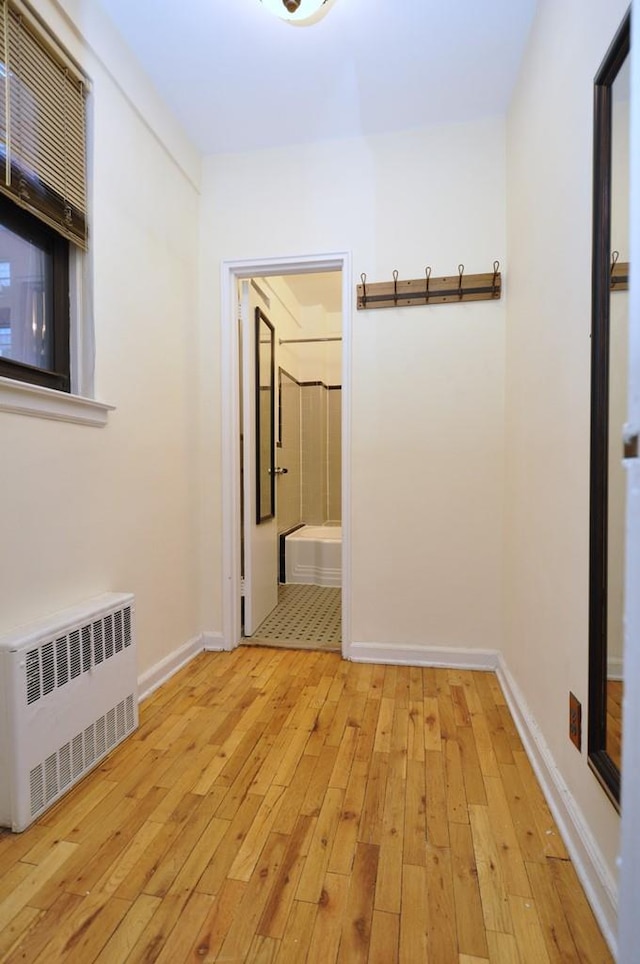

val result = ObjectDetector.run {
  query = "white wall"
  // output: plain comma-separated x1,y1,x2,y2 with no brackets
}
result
199,117,506,655
505,0,629,919
0,0,202,674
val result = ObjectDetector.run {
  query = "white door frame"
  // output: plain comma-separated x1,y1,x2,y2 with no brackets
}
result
220,252,352,656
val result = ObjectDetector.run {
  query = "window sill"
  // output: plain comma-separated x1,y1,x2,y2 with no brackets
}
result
0,377,114,427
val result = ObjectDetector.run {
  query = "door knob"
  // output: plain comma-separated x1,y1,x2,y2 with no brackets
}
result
271,467,289,475
623,427,639,460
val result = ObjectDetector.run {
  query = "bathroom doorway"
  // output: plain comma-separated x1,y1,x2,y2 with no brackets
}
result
240,270,343,652
220,253,352,658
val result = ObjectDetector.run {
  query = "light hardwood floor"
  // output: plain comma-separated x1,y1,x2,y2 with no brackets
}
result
0,647,613,963
606,680,623,772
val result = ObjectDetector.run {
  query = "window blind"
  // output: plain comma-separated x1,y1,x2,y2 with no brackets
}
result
0,0,87,249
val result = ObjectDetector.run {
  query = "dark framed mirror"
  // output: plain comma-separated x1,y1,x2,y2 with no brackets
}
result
588,8,631,808
255,307,275,524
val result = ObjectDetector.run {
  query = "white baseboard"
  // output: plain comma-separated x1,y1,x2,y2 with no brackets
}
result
203,631,225,651
496,655,618,958
138,631,227,701
607,656,623,681
347,641,500,671
138,634,205,702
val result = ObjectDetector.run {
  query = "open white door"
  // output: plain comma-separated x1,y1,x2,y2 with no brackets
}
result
241,280,278,636
618,15,640,959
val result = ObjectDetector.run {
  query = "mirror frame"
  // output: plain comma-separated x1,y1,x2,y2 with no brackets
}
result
588,8,630,808
255,307,275,525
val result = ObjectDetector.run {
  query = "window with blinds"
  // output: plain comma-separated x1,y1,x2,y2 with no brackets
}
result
0,0,87,250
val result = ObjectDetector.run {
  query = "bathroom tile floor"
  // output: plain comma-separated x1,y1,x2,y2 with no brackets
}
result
246,583,341,651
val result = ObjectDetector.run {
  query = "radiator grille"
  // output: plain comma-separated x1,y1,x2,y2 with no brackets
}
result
25,604,133,706
28,693,136,818
1,592,137,833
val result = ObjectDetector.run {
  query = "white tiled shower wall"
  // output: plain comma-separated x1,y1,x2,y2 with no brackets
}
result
278,374,341,531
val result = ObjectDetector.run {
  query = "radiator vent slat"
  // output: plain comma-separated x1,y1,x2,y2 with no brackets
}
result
72,734,83,779
84,724,95,767
105,615,114,661
30,767,44,816
42,643,55,696
94,620,104,665
26,650,40,705
106,707,116,749
96,717,106,758
116,700,125,740
82,627,92,673
115,611,123,654
70,631,81,680
56,637,69,688
44,753,58,803
59,743,72,790
125,694,135,731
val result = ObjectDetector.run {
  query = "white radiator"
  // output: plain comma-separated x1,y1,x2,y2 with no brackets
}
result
0,592,138,832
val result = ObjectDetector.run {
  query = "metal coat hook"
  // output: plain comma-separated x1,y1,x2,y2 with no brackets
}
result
611,250,620,283
609,250,630,291
393,269,399,304
492,260,500,297
360,272,367,305
458,264,465,300
425,266,431,302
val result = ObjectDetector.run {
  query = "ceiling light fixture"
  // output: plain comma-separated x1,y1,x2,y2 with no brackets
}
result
259,0,332,26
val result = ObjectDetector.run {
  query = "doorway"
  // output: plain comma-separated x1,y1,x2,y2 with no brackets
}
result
220,253,352,658
241,271,343,651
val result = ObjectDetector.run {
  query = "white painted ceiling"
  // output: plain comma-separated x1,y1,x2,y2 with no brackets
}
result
96,0,537,156
281,272,343,315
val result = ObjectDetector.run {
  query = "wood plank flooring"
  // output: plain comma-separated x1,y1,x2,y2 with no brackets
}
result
0,647,613,962
606,680,623,771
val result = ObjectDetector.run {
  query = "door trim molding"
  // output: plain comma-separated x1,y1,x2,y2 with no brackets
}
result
220,252,352,655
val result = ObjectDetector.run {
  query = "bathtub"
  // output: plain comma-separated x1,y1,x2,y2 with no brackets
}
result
284,525,342,588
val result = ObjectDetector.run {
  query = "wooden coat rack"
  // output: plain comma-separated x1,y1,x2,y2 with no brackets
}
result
357,261,502,310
